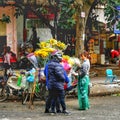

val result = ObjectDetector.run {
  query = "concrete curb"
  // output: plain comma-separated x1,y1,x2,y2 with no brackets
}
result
90,82,120,96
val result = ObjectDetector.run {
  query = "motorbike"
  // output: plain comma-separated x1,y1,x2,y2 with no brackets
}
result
0,69,24,102
0,68,47,102
0,76,9,102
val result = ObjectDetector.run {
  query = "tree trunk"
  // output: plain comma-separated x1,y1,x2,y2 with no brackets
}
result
75,8,85,57
75,0,95,57
75,11,81,57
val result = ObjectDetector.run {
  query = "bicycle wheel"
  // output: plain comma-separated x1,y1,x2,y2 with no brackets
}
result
0,85,9,102
35,82,48,101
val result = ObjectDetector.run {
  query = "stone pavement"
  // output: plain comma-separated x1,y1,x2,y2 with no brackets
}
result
89,64,120,96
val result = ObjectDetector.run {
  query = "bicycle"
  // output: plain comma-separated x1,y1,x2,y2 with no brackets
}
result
21,69,48,109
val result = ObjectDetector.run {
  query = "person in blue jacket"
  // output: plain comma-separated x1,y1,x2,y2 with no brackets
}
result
44,51,70,114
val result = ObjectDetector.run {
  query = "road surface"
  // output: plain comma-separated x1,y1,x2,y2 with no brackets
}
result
0,96,120,120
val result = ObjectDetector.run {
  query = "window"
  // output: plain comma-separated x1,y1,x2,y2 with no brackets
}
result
26,19,47,28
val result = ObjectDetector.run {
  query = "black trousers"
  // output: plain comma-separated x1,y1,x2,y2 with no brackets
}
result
45,89,66,112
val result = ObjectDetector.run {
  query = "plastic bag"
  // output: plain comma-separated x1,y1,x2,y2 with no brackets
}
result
26,74,34,82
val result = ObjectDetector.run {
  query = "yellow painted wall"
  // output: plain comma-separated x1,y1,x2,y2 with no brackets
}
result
0,22,6,36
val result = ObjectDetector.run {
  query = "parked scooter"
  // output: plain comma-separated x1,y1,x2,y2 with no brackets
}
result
0,68,47,102
0,69,24,102
0,76,9,102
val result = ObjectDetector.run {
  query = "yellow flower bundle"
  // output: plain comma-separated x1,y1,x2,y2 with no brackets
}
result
34,47,55,58
34,38,76,68
62,55,70,62
38,41,50,48
35,38,67,59
62,55,75,66
49,39,57,46
56,41,66,50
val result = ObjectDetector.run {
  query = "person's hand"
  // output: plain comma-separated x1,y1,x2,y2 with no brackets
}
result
46,86,48,91
8,64,11,69
36,68,40,71
74,58,81,67
72,71,78,76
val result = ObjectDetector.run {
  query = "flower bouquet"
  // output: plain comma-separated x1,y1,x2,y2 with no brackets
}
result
34,38,66,67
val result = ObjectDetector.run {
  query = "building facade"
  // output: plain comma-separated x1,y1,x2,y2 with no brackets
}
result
0,6,17,56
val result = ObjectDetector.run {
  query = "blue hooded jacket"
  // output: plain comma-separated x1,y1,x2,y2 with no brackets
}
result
44,59,69,90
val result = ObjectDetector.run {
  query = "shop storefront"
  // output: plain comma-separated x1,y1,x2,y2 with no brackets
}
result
24,11,54,42
87,30,114,65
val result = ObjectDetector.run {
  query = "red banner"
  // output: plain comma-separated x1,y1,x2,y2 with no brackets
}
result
27,11,55,20
27,11,38,19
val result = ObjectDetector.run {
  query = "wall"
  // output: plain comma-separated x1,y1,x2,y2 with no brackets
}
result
96,6,107,24
27,28,53,42
0,6,17,54
26,20,53,42
0,22,6,36
16,16,24,45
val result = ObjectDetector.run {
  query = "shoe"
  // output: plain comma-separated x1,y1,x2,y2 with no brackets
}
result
51,111,56,113
57,110,62,113
50,112,56,115
50,111,56,115
62,110,71,115
79,108,89,110
44,109,50,113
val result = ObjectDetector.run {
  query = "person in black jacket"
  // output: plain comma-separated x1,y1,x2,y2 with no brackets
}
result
44,51,70,114
30,26,39,51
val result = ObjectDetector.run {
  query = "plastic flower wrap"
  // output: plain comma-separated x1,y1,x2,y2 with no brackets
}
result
61,62,71,71
61,55,81,71
73,57,81,66
62,55,74,66
68,57,75,66
62,55,71,70
62,55,70,63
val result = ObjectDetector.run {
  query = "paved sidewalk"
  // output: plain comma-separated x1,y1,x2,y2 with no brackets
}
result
6,68,120,97
90,76,120,96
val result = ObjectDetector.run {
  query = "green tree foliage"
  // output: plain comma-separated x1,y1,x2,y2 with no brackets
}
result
58,0,76,29
0,14,11,23
0,0,76,31
0,0,95,34
100,0,120,31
